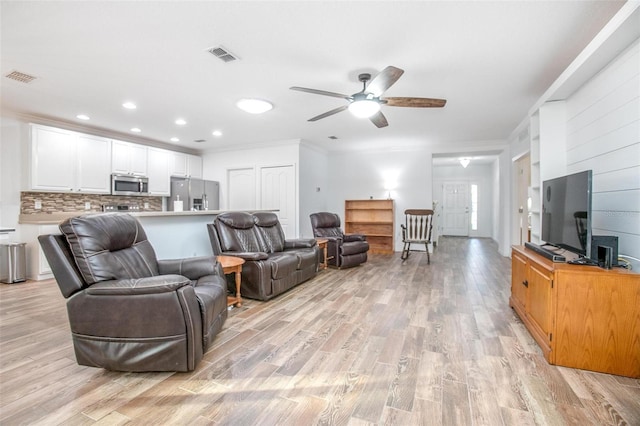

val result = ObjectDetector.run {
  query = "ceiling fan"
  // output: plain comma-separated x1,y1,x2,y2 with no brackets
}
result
290,66,446,128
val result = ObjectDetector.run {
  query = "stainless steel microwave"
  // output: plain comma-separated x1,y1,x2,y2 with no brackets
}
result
111,174,149,196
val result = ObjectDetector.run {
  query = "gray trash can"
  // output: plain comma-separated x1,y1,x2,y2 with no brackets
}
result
0,242,27,283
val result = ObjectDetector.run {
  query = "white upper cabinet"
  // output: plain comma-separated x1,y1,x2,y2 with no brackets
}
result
112,140,148,176
170,152,202,179
30,125,76,191
30,124,111,194
170,152,188,177
147,147,170,196
187,154,203,179
76,134,112,193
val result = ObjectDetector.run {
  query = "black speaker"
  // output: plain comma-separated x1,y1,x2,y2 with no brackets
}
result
590,235,618,266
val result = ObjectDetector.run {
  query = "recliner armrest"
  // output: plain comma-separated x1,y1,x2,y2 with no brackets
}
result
344,234,366,242
284,239,317,249
158,256,221,280
221,251,269,261
85,275,191,296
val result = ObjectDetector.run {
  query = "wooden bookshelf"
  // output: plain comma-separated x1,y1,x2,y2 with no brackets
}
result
345,199,394,254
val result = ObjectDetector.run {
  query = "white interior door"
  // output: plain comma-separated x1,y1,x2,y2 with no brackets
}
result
442,182,469,236
260,165,296,237
228,168,255,210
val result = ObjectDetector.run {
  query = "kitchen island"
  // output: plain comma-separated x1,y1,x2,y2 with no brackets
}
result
19,210,275,279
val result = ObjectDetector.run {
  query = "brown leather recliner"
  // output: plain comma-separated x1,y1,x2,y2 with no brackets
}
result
207,211,319,301
310,212,369,268
38,213,227,372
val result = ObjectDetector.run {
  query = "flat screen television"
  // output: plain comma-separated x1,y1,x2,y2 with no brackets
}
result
541,170,592,256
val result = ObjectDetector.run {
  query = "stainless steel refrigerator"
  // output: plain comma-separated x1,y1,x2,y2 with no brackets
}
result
167,177,220,211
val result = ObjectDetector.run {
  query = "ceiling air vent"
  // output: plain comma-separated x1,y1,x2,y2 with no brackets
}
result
5,70,36,84
207,45,238,63
194,139,207,143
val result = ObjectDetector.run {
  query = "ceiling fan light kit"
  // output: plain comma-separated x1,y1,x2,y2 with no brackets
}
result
290,65,446,128
348,98,380,118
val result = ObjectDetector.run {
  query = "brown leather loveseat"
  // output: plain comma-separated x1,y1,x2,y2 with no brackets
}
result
207,211,319,301
38,213,228,372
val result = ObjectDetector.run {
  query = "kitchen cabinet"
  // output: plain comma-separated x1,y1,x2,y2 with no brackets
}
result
510,245,640,378
170,152,202,179
29,124,111,194
76,134,112,193
22,224,60,281
112,140,147,176
345,199,394,254
147,147,170,196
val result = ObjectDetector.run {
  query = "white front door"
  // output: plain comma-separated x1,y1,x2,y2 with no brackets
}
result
260,165,296,237
442,182,469,236
228,168,255,210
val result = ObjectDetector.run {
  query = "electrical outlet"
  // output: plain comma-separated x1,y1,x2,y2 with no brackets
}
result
35,200,42,209
85,202,91,210
144,202,149,209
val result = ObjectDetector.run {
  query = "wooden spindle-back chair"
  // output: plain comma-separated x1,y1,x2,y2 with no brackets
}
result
401,209,434,263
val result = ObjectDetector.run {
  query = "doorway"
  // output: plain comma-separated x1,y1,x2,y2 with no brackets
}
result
442,181,470,236
227,167,255,210
260,165,296,237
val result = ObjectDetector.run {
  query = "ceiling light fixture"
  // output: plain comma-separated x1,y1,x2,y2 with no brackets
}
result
460,158,471,168
212,130,223,137
348,94,380,118
170,137,180,142
236,98,273,114
76,114,90,120
130,127,141,133
122,102,137,109
175,118,187,126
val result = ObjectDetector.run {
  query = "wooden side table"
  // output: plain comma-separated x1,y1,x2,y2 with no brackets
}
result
217,255,245,307
316,238,330,270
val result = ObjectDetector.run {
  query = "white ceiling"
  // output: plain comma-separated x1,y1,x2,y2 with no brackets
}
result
0,1,626,155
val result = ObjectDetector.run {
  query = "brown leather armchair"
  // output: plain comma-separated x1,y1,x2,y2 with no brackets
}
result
38,213,227,372
207,211,319,301
310,212,369,268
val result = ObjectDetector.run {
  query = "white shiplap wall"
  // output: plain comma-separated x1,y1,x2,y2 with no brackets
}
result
565,39,640,259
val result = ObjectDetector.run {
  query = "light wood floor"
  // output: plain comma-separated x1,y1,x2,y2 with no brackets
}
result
1,237,638,425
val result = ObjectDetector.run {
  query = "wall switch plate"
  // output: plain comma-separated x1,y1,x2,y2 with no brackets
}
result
85,202,91,210
144,202,149,209
35,200,42,209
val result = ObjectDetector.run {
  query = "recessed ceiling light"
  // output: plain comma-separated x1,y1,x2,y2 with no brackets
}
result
236,98,273,114
130,127,141,133
122,102,137,109
76,114,90,120
170,137,180,142
175,118,187,126
212,130,223,137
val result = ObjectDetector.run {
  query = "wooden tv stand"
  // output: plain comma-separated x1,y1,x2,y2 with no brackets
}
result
510,245,640,378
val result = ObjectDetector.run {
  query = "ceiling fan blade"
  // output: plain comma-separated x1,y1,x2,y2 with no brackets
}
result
366,66,404,97
308,104,349,122
369,111,389,128
290,86,350,100
383,97,447,108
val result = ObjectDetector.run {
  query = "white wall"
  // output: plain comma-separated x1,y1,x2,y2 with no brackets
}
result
432,163,494,239
326,147,433,252
299,142,328,238
564,39,640,260
201,140,301,234
0,117,27,242
497,150,512,256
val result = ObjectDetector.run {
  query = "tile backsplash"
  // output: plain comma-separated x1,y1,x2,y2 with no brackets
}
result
21,192,163,215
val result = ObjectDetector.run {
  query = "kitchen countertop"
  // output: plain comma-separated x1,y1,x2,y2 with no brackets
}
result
19,209,274,225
